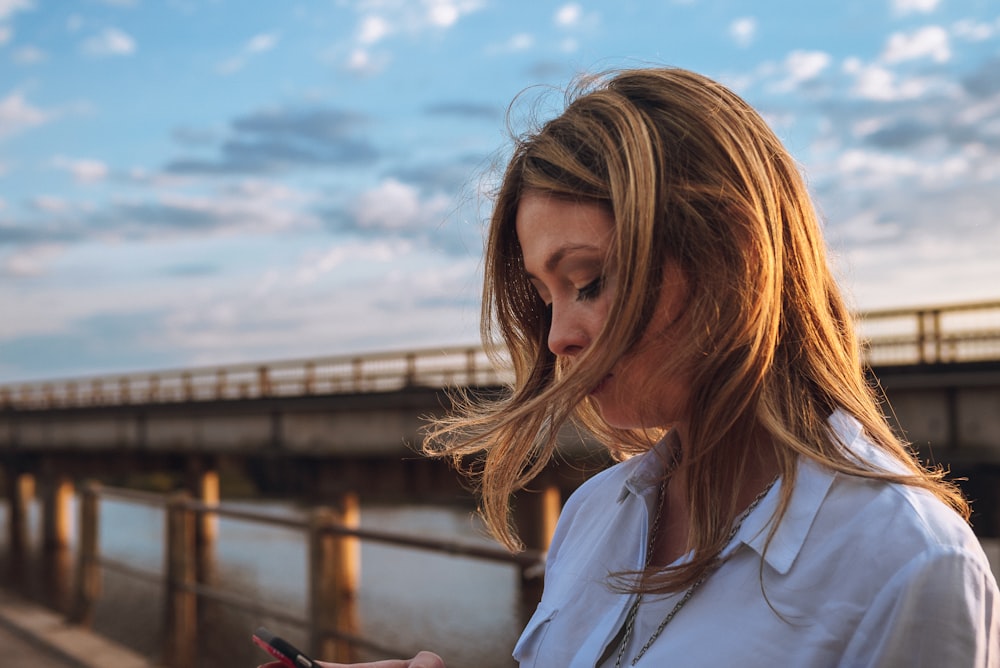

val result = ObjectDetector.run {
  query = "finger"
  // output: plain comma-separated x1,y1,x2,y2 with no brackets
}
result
316,652,445,668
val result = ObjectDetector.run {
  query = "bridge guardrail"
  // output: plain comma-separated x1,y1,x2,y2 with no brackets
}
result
2,299,1000,411
858,299,1000,366
0,345,513,410
68,482,543,665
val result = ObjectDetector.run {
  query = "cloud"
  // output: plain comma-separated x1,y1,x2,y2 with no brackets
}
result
882,25,950,64
842,57,947,101
729,17,757,48
216,32,281,74
0,23,10,44
555,3,582,28
2,243,64,277
358,15,391,44
166,106,378,174
952,19,996,42
486,32,534,54
295,238,412,284
350,178,451,233
13,45,46,63
96,180,319,238
0,0,33,21
2,179,320,256
343,0,485,71
424,101,499,119
0,91,51,139
770,50,831,92
52,156,109,183
890,0,941,15
81,27,136,56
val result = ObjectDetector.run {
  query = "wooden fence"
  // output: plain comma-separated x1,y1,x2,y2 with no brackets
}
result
66,482,543,666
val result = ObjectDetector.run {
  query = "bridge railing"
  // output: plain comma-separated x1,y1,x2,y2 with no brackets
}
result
0,345,513,411
2,300,1000,411
858,299,1000,366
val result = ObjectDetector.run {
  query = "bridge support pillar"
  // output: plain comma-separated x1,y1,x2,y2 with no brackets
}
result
3,466,33,586
40,470,74,613
513,475,561,621
186,456,219,586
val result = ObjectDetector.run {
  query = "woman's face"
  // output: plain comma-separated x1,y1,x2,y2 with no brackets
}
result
515,192,690,431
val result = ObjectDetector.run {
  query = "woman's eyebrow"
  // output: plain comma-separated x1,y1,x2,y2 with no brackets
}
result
524,243,602,279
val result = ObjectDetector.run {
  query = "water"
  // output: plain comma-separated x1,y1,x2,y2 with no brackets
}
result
2,497,522,668
4,497,1000,668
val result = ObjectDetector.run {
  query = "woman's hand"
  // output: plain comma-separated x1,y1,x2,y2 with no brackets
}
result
258,651,446,668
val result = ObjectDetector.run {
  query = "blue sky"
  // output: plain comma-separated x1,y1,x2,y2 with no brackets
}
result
2,0,999,382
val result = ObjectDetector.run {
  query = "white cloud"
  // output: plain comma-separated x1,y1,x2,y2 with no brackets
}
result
842,57,942,101
770,50,830,92
890,0,940,15
13,46,46,63
81,27,136,56
0,24,10,44
0,91,50,139
358,15,391,44
836,148,970,188
216,32,280,74
343,0,483,70
555,3,582,28
31,195,69,212
2,243,64,278
352,178,451,232
52,156,109,183
425,0,482,28
247,33,279,53
882,25,950,63
0,0,33,21
345,47,390,75
295,239,411,284
487,32,534,54
952,19,995,42
729,17,757,48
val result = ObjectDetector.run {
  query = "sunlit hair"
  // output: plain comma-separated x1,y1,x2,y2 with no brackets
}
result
423,67,968,593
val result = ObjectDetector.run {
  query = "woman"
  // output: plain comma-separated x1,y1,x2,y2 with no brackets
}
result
265,68,999,667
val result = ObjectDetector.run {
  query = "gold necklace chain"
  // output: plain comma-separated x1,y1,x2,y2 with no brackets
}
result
614,476,779,668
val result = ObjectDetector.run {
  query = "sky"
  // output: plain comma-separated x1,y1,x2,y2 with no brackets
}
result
1,0,999,383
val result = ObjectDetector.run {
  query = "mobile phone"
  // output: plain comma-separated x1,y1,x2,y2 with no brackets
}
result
252,626,319,668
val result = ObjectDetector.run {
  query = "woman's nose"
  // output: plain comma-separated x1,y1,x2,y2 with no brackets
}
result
548,304,590,357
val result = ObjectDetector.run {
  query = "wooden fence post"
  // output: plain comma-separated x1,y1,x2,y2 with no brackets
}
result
165,490,197,668
308,493,360,662
70,481,101,626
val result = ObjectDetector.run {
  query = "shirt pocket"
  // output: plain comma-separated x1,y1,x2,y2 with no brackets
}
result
512,603,558,666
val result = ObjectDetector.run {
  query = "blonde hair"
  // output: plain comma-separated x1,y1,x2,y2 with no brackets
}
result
424,67,968,592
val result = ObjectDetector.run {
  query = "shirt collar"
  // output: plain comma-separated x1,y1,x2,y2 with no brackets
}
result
739,411,865,574
613,411,868,575
617,429,681,503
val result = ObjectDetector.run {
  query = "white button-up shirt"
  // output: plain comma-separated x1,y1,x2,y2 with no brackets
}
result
513,412,1000,667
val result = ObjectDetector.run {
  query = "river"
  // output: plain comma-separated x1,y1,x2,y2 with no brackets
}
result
3,497,522,668
3,497,999,668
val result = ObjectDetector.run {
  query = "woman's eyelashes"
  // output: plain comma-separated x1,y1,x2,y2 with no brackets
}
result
576,276,603,301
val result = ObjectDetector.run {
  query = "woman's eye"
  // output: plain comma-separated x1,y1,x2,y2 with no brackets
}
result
576,277,603,301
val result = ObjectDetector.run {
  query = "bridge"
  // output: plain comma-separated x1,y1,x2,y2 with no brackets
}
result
1,298,999,665
0,301,1000,516
2,298,1000,523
